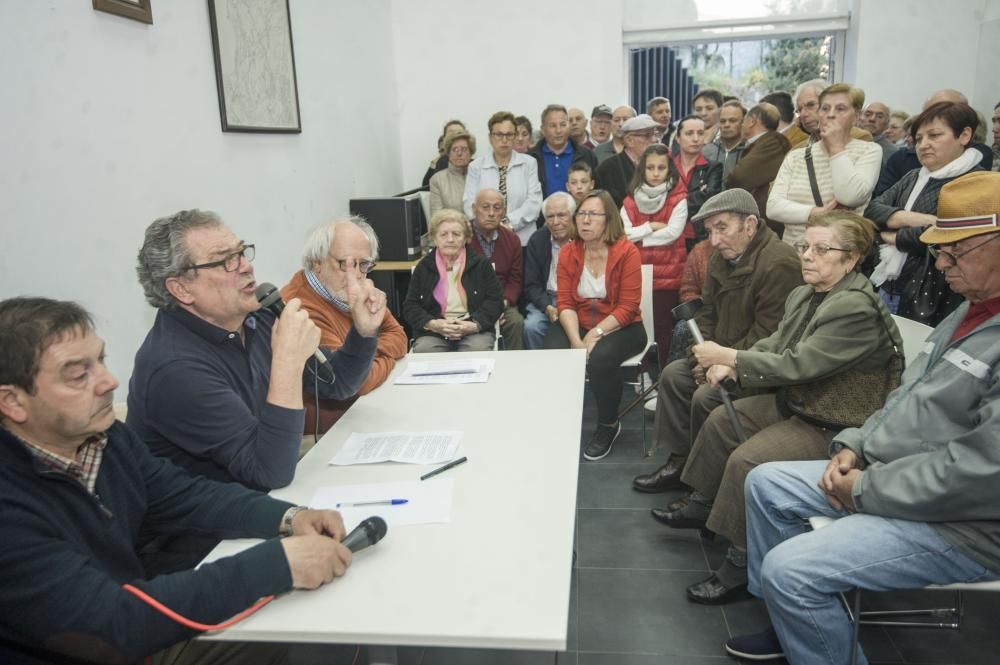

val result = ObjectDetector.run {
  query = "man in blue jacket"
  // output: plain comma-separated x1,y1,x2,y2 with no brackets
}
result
726,171,1000,663
0,297,351,664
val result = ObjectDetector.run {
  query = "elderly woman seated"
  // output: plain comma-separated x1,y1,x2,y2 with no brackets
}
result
430,130,476,215
403,209,503,352
544,190,647,461
652,211,902,605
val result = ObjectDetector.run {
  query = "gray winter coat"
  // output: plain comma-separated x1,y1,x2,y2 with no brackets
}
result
835,304,1000,572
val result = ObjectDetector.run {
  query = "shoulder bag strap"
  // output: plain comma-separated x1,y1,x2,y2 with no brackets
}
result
804,144,824,207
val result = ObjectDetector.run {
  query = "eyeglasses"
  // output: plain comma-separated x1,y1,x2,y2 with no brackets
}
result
491,131,516,140
449,146,470,155
795,100,819,113
185,244,255,272
332,257,377,274
793,242,851,257
576,211,607,219
928,233,1000,267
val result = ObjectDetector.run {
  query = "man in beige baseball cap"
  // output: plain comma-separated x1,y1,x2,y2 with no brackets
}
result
726,170,1000,663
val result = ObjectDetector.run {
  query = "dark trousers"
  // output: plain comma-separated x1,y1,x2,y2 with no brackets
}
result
652,289,679,370
544,321,647,423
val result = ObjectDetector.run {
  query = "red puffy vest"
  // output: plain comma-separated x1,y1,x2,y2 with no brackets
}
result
622,181,690,291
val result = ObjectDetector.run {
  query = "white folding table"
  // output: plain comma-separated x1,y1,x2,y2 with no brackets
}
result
202,349,585,657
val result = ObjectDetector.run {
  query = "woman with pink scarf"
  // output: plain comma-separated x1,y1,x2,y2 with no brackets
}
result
403,209,504,352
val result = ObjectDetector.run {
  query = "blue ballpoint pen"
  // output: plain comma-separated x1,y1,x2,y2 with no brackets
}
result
336,499,408,508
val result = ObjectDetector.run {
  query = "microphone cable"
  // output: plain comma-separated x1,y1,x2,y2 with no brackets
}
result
121,584,274,631
307,354,335,444
124,584,361,663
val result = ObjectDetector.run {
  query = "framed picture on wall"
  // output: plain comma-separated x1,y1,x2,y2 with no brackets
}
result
92,0,153,24
208,0,302,133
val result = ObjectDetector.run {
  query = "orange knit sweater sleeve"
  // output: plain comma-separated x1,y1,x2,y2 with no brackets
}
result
282,271,407,395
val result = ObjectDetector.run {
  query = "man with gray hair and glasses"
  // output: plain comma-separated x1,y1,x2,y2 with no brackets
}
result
282,216,406,433
127,210,379,572
523,192,576,349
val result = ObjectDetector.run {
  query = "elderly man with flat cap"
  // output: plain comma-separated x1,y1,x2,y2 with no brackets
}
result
595,113,663,208
632,189,801,495
726,171,1000,663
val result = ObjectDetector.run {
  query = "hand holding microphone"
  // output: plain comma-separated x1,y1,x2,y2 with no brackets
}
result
281,516,388,590
256,282,326,366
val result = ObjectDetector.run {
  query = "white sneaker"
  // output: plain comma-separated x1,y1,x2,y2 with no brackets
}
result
644,397,657,412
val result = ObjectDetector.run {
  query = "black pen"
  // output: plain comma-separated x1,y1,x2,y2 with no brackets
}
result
420,456,468,481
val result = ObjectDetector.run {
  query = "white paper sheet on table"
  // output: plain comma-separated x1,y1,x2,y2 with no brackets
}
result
394,358,496,385
329,431,462,465
310,479,453,529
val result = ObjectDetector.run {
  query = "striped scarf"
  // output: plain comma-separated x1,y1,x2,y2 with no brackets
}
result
305,270,351,313
432,248,467,317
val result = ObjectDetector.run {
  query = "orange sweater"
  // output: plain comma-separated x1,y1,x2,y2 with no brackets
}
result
282,270,408,432
556,236,643,331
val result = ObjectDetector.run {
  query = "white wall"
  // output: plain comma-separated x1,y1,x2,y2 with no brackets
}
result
389,0,625,191
848,0,996,116
4,0,999,393
0,0,401,394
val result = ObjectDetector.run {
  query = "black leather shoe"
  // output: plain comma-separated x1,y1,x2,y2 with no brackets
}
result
686,574,750,605
632,455,688,493
667,492,692,513
650,507,712,534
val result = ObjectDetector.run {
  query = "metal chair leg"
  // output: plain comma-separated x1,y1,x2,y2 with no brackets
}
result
850,588,862,665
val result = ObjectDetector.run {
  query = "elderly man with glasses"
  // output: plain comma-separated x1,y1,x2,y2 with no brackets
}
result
127,210,379,572
726,171,1000,663
282,216,406,434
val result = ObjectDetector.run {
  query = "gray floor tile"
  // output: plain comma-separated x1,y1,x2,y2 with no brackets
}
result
577,461,681,511
576,568,730,656
576,508,709,571
416,647,572,664
876,589,999,664
578,653,732,664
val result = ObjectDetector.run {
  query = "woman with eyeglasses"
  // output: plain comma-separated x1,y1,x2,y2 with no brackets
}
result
866,101,983,326
652,211,902,606
429,131,476,215
544,190,647,461
404,209,503,353
462,111,543,246
421,119,466,189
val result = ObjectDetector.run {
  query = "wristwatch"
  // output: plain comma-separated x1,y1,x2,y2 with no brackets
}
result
280,506,309,537
594,326,605,337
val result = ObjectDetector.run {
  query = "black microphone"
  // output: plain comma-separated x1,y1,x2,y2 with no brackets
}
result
255,282,328,365
341,516,388,553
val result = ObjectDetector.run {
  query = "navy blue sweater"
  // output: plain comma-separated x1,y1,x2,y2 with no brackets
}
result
0,422,295,664
127,306,375,491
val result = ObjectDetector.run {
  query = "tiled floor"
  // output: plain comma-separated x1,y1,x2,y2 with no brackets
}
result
291,386,999,665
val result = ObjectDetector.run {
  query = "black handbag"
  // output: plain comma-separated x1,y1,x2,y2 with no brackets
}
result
780,289,905,429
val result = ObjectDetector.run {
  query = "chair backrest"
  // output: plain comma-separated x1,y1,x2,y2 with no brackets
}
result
639,264,654,343
891,314,934,366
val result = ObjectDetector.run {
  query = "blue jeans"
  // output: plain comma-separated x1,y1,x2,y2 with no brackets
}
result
745,461,999,665
524,293,556,350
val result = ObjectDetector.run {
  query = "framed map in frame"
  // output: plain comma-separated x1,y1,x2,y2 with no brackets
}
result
207,0,302,133
93,0,153,24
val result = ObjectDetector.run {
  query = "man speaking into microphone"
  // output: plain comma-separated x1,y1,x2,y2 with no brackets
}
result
128,210,380,571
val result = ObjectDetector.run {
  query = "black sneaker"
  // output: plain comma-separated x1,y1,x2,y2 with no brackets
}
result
725,626,784,661
583,422,621,461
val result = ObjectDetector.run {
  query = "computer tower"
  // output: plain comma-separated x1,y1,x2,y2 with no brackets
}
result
349,194,426,261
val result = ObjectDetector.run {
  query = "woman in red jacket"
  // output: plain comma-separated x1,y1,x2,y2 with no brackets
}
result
621,143,689,366
545,190,647,461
